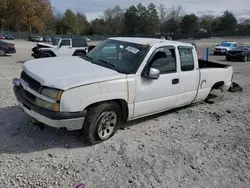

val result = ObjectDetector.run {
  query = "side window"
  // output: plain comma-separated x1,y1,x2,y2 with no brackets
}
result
60,39,71,46
150,47,176,74
178,47,194,71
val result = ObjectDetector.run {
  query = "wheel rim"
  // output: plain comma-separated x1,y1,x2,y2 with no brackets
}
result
0,50,4,55
97,111,117,140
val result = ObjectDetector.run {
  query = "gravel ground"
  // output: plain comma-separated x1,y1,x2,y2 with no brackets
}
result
0,39,250,188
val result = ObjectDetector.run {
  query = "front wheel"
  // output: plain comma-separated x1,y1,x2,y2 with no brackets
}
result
226,56,231,61
40,52,52,58
0,48,6,56
81,102,121,145
243,55,248,62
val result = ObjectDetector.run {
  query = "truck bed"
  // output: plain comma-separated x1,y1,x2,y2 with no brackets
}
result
198,59,230,69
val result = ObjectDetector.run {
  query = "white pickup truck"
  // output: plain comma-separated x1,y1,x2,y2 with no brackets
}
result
13,37,233,145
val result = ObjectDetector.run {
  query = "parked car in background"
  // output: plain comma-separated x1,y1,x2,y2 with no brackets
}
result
4,34,15,40
31,36,89,58
0,34,5,39
29,35,43,42
226,46,250,62
43,36,52,43
13,37,233,145
0,40,16,56
214,41,239,55
84,36,90,42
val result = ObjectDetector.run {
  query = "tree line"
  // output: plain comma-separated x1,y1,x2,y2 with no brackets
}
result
1,0,250,36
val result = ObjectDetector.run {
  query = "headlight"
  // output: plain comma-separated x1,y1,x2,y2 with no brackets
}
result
35,98,59,111
41,87,63,101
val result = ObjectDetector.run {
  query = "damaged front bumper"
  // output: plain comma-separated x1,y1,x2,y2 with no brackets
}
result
13,78,86,130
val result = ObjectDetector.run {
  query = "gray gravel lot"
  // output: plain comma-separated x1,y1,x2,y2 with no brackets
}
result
0,38,250,188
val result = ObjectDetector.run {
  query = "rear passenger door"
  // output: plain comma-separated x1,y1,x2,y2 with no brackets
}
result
175,46,199,107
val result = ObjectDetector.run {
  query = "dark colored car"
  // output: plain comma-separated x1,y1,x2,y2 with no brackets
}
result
4,34,15,40
28,35,43,42
0,40,16,56
0,34,5,39
226,46,250,62
43,36,52,43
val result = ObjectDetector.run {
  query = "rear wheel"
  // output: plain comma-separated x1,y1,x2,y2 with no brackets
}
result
81,101,121,145
76,51,86,57
0,48,6,56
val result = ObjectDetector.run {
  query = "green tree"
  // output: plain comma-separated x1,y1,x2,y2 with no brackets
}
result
199,15,215,32
218,10,237,31
123,5,140,34
62,9,76,34
162,6,184,34
180,13,198,33
146,3,159,34
103,5,124,35
75,13,88,35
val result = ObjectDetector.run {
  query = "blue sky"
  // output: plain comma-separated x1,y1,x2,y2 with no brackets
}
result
50,0,250,21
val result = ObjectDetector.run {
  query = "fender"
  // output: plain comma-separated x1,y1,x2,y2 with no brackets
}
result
40,50,57,57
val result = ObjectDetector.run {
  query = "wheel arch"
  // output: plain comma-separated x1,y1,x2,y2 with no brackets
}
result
84,99,129,121
42,50,56,57
72,49,87,56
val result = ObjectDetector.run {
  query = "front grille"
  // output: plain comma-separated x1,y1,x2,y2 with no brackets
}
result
20,85,36,104
228,51,243,56
20,71,41,92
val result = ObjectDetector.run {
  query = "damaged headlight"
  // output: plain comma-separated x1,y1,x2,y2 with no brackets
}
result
35,98,55,111
41,87,63,101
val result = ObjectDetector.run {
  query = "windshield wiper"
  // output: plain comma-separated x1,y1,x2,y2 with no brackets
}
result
97,59,117,71
82,55,93,62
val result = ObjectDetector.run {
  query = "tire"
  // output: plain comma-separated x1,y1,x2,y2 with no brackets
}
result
81,101,121,145
0,48,6,56
40,52,52,58
76,51,86,57
213,51,217,55
243,55,248,62
226,56,231,61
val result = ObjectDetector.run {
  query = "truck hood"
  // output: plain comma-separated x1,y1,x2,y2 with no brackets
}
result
22,57,127,90
37,42,55,48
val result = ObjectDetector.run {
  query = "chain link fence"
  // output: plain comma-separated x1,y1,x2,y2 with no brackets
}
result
2,30,250,41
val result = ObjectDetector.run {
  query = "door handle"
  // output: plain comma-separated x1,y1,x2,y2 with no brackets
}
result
172,78,179,85
68,47,72,49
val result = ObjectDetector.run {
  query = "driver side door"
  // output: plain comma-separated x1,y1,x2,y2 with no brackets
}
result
58,39,74,56
133,46,180,118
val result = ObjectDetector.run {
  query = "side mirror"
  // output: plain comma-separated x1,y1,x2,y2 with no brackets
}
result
149,68,160,79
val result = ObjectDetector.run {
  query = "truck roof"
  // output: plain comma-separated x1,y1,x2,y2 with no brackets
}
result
108,37,193,47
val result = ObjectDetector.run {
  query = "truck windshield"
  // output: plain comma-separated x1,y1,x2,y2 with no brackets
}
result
84,39,150,74
220,42,232,47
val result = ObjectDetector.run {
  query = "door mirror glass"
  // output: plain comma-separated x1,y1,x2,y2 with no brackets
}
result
149,68,160,79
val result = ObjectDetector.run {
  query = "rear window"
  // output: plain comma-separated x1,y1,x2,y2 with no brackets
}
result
72,38,88,47
178,47,195,71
